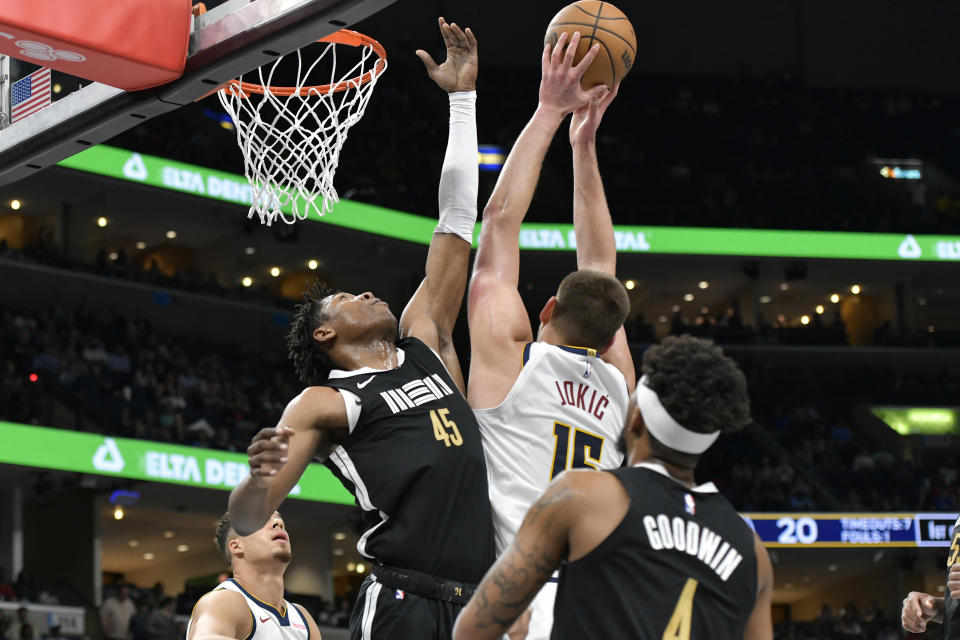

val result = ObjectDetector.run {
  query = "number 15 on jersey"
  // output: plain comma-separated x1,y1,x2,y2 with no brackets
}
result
550,421,605,479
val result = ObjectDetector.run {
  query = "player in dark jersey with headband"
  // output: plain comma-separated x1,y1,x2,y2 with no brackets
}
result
901,531,960,636
228,19,496,640
454,335,774,640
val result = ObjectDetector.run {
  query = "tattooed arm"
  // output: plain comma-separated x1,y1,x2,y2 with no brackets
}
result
453,471,608,640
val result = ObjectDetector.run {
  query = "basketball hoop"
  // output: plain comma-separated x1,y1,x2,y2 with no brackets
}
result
218,30,387,226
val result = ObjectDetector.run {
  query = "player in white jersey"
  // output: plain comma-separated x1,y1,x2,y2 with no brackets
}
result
467,33,635,640
187,512,322,640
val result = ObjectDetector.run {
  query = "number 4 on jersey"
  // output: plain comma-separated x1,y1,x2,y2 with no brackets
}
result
662,578,698,640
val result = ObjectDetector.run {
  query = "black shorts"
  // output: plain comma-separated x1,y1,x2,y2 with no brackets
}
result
349,574,463,640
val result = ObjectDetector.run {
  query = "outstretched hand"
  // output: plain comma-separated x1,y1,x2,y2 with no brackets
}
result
570,82,620,147
539,32,608,118
416,17,478,93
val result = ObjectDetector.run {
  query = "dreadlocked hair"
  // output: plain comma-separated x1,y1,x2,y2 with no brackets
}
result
287,280,338,386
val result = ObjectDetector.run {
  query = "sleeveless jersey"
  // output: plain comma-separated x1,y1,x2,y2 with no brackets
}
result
552,464,758,640
186,579,310,640
943,516,960,638
474,342,629,552
322,337,495,584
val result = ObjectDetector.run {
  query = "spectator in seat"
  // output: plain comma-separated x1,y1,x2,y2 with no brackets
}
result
101,585,135,640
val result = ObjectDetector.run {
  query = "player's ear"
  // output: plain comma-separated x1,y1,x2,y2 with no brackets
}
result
228,537,243,560
539,296,558,325
313,325,336,345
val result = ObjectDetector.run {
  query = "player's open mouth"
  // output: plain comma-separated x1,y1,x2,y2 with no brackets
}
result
272,531,289,542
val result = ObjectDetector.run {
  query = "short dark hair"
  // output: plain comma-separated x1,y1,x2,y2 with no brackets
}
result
214,512,237,566
551,270,630,351
287,280,338,386
641,335,751,466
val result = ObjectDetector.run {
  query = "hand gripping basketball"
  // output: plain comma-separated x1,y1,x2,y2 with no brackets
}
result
416,17,478,93
539,32,608,118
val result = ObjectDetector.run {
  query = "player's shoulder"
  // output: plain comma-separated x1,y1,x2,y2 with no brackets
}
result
286,386,346,419
550,469,628,510
191,586,249,619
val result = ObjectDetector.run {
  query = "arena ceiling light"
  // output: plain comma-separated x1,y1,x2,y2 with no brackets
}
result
624,279,636,290
244,246,256,255
113,506,124,520
779,283,789,291
683,293,694,302
850,284,862,295
830,293,840,303
97,216,108,228
815,305,825,315
163,530,175,538
9,199,21,210
135,241,146,250
177,545,190,552
142,553,155,560
333,532,346,540
698,281,709,289
241,276,253,287
128,540,139,547
165,230,177,239
308,259,319,270
800,315,810,325
270,266,281,277
759,296,772,304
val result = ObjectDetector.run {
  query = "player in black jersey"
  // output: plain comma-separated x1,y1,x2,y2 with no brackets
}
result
901,525,960,636
454,335,775,640
228,19,496,640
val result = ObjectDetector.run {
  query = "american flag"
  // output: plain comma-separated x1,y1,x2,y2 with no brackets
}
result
11,67,52,123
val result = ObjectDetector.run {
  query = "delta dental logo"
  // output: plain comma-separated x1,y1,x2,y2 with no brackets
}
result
90,436,302,494
898,235,922,259
92,438,125,472
123,153,148,181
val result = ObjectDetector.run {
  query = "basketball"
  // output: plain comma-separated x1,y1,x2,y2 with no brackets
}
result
544,1,637,89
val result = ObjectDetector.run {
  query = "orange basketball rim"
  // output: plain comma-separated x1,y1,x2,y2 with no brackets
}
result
222,30,387,98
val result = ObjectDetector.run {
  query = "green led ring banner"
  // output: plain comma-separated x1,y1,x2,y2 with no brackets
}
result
872,407,959,435
0,421,353,504
57,145,960,262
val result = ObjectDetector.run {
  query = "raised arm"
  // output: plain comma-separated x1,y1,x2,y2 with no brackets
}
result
569,83,635,393
468,32,606,408
228,386,345,535
400,18,479,393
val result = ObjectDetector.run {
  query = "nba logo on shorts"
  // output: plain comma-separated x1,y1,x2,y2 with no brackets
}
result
395,590,405,600
684,493,696,516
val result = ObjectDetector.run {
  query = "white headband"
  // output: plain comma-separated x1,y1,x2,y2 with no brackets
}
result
635,375,720,455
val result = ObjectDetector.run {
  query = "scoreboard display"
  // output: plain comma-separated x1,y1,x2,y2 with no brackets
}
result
743,513,959,548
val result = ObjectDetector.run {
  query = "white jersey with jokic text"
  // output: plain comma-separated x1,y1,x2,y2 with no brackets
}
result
187,579,311,640
475,342,629,551
474,342,629,640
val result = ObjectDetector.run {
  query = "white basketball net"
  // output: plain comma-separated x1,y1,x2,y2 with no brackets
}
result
218,37,386,226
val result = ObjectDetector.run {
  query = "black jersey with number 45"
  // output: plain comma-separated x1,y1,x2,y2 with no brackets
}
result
322,337,495,584
552,464,757,640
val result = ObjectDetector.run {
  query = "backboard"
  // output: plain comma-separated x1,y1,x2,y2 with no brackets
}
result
0,0,397,187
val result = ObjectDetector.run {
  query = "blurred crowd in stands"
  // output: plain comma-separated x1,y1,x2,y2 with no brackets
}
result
774,601,903,640
0,239,288,310
109,70,960,234
0,305,295,454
